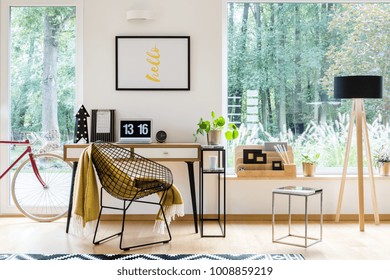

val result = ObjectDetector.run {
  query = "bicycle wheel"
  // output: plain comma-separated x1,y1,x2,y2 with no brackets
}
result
11,153,73,222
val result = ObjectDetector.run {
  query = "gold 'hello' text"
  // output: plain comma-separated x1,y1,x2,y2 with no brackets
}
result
145,46,160,83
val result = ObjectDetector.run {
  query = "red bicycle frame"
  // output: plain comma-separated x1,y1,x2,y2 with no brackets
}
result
0,139,46,187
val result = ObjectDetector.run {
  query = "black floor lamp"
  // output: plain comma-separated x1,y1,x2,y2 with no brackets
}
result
334,75,383,232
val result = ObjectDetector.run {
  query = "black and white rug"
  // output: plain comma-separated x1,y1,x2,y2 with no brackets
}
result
0,253,304,261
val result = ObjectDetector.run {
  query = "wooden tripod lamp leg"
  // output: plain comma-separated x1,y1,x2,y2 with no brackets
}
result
335,102,356,222
361,104,380,225
355,99,365,232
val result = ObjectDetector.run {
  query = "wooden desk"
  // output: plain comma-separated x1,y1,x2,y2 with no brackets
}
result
63,143,201,233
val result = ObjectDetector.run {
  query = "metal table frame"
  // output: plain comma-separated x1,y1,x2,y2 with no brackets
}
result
199,146,226,237
272,187,323,248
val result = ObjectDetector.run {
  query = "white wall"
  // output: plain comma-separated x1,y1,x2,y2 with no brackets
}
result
83,0,222,143
226,177,390,216
83,0,390,216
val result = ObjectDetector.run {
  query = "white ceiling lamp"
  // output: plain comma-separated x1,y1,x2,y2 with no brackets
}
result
126,10,154,20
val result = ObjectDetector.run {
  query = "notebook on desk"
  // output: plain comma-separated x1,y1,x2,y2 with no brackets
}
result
117,119,152,144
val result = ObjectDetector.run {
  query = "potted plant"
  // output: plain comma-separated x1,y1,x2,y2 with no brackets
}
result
194,111,239,145
301,153,320,177
373,145,390,176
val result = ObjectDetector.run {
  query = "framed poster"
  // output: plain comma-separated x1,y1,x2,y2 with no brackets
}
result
116,36,190,90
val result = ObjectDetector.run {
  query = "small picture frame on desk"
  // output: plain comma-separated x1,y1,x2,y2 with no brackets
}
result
272,160,284,170
243,149,267,164
91,109,115,142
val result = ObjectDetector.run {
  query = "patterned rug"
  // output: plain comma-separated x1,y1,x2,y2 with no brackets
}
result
0,253,304,261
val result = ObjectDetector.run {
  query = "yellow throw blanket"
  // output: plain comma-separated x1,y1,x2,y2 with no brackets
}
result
71,145,184,236
72,145,99,236
154,185,184,234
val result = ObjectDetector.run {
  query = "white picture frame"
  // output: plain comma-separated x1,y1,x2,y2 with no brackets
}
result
115,36,190,90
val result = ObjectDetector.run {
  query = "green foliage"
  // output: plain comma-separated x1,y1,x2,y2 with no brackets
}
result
210,111,226,130
228,3,340,135
229,113,390,169
294,113,367,167
227,2,390,170
194,111,239,142
373,145,390,169
321,3,390,122
10,6,76,143
225,123,239,141
301,153,320,165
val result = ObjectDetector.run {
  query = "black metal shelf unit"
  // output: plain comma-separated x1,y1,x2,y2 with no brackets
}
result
199,145,226,237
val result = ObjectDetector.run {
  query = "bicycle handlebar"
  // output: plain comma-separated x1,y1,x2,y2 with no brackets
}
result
0,139,30,145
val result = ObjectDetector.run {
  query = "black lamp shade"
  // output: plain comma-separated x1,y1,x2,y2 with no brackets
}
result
334,75,383,99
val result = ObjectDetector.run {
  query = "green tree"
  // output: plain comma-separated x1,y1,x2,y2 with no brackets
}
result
10,6,76,143
322,3,390,123
227,2,390,169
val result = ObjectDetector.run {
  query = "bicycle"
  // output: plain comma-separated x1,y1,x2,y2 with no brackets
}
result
0,135,72,222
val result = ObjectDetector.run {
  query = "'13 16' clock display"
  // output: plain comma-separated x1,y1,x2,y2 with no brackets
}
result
123,123,149,137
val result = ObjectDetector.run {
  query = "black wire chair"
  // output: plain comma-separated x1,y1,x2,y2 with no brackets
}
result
91,142,173,250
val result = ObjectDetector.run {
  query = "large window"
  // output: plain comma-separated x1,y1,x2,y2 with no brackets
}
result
0,0,82,214
227,2,390,172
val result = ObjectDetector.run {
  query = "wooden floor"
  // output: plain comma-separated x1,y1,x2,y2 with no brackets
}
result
1,217,390,260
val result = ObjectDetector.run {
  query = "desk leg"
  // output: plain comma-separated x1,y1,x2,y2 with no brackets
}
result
186,161,198,233
66,162,78,233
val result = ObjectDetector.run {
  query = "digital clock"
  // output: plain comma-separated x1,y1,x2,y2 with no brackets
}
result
117,119,152,143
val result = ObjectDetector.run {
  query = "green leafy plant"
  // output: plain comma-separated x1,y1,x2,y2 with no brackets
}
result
194,111,239,142
373,144,390,168
301,153,320,165
225,123,239,141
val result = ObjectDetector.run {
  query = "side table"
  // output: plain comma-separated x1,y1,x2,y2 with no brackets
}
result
199,145,226,237
272,186,323,248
